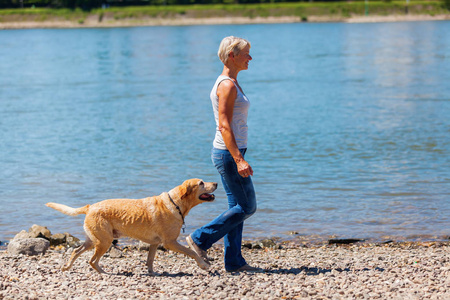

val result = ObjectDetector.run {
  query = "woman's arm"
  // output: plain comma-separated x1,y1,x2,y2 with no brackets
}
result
217,80,253,178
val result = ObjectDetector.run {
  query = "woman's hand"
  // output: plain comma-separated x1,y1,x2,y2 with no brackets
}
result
236,158,253,178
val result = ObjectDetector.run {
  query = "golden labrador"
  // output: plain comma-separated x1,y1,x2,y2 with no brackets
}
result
46,178,217,274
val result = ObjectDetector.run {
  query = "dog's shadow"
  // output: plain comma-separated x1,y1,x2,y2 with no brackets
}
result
115,266,385,277
118,271,196,278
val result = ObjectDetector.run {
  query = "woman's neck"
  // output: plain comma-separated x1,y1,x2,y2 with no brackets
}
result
221,65,239,81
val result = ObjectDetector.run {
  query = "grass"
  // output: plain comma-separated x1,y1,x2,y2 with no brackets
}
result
0,8,88,22
0,1,448,23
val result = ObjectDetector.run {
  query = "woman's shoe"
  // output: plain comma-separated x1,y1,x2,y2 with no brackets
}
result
186,235,209,262
227,264,263,273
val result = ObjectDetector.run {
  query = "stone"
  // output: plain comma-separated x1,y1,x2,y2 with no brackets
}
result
7,238,50,256
328,239,364,245
64,233,81,247
108,247,122,258
139,242,150,251
50,233,66,246
242,242,253,249
252,243,263,250
13,230,32,240
259,239,278,248
28,225,52,240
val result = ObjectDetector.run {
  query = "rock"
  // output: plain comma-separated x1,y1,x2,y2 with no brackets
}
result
328,239,364,245
260,239,277,248
13,230,32,240
139,241,150,251
242,242,253,249
28,225,52,240
256,239,280,249
252,243,263,249
108,247,122,258
50,233,66,246
64,233,81,247
7,238,50,256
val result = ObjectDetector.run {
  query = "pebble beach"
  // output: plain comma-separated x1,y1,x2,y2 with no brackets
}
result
1,239,449,299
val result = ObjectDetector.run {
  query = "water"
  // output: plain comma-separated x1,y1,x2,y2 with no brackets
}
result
1,22,449,243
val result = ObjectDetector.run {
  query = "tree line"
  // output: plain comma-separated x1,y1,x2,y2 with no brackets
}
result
2,0,450,12
1,0,360,10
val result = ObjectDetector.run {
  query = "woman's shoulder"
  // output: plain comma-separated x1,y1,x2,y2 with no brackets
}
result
217,78,237,94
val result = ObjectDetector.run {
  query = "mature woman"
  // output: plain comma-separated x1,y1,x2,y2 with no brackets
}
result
187,36,259,272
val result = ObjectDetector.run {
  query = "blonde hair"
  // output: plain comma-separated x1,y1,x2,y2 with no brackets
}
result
217,36,251,64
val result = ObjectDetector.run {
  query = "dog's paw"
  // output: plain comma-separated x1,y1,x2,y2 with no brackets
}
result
198,260,211,271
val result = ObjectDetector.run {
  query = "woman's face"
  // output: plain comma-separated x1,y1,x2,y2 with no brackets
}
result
232,45,252,71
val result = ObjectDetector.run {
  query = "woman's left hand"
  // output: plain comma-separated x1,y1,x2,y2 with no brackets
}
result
236,159,253,178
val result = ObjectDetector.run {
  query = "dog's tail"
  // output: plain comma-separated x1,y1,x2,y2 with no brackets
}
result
46,202,90,216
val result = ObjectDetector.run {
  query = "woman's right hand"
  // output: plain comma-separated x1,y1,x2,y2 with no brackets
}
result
236,158,253,178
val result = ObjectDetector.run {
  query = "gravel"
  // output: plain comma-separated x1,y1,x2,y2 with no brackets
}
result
1,240,449,299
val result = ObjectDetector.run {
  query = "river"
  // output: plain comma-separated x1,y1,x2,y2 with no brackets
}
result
0,21,449,242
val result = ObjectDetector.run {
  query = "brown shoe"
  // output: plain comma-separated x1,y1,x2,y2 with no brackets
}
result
186,235,209,262
227,264,264,273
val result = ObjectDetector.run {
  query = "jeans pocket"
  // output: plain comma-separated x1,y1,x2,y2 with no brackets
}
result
212,153,225,176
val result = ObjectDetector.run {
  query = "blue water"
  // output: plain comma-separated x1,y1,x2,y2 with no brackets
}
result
1,21,449,242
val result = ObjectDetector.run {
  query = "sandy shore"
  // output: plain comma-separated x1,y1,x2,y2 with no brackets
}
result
1,240,449,299
1,14,449,30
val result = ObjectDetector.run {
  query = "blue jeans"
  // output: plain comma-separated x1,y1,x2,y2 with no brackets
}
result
191,148,257,271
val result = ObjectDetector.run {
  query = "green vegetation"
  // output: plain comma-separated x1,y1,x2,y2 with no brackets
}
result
0,1,448,24
444,0,450,9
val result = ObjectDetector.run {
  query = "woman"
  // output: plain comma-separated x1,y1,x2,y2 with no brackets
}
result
187,36,259,272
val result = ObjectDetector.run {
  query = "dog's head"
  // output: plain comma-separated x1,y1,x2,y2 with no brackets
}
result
182,178,217,202
172,178,217,209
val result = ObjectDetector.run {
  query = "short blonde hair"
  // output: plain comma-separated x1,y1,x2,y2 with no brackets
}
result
217,36,251,64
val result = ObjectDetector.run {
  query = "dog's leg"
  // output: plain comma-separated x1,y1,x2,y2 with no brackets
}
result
89,242,111,274
163,241,210,271
146,244,159,275
62,238,94,271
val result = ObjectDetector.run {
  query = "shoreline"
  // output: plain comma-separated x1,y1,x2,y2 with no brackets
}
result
2,232,449,252
1,14,450,30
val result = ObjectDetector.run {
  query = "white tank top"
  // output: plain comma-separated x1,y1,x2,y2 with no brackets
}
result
211,75,250,150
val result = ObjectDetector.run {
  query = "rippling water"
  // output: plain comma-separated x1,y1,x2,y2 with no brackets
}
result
0,21,449,242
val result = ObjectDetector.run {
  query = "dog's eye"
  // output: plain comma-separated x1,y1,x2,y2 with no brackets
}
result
199,181,204,186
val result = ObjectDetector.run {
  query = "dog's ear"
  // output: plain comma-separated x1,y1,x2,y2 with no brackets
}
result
179,183,194,200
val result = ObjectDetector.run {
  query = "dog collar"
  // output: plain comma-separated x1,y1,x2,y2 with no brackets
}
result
167,192,186,233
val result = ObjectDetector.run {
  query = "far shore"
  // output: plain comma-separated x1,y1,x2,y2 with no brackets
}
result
1,14,450,30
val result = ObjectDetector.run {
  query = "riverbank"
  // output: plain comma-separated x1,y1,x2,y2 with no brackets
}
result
1,14,449,29
1,240,449,299
1,2,449,29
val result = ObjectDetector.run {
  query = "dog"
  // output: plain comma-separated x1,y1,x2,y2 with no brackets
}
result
46,178,217,274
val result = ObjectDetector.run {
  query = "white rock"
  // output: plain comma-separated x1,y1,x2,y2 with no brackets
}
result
7,238,50,256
